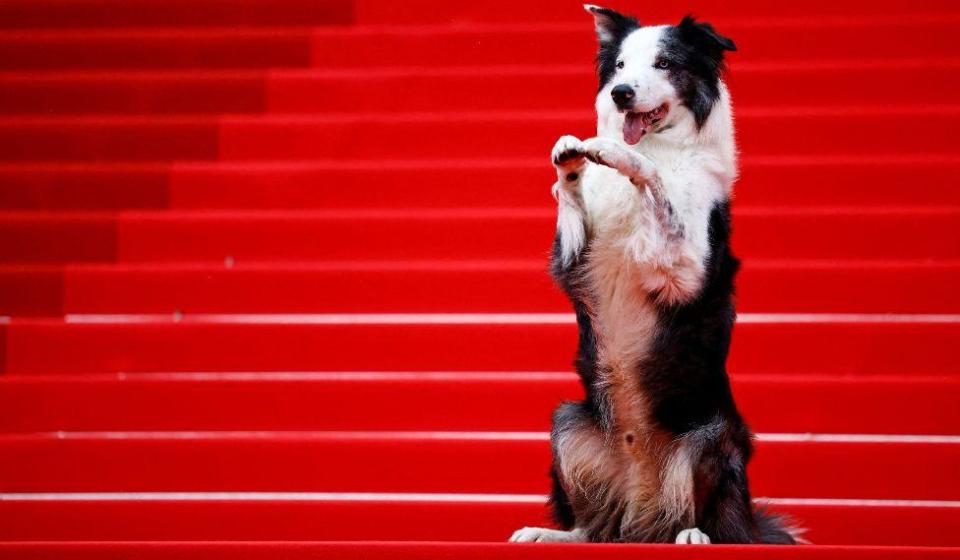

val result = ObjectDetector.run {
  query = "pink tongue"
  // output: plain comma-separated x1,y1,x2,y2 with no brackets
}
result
623,112,647,145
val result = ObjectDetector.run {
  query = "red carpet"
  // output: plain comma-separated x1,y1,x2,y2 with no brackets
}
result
0,1,958,558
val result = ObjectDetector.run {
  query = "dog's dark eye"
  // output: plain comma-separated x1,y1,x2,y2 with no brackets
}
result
616,60,624,69
656,60,671,69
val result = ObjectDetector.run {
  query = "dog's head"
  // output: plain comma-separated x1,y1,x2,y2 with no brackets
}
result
585,5,736,145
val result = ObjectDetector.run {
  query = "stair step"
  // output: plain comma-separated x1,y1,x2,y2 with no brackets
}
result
3,18,958,70
0,116,219,162
0,71,267,115
0,0,351,29
1,0,956,30
1,208,957,264
0,108,954,161
2,157,959,210
1,372,956,434
4,260,958,316
354,1,960,24
215,108,960,161
1,495,956,546
2,541,959,560
0,28,313,71
1,432,957,499
2,61,957,114
2,316,957,375
313,17,960,69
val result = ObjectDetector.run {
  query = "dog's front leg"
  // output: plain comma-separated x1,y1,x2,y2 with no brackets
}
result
579,137,701,303
550,135,589,269
579,137,681,241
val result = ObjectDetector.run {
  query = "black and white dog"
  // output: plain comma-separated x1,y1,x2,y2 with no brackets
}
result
509,5,798,545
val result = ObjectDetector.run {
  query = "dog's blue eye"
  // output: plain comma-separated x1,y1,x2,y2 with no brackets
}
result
616,60,624,69
656,60,671,69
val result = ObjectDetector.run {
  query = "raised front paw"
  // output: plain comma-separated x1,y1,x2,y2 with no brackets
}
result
580,137,659,186
580,137,637,174
551,135,586,173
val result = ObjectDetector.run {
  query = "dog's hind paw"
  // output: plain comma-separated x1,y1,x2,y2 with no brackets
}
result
509,527,586,543
675,527,712,545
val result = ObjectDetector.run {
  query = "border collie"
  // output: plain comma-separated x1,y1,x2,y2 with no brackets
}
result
509,5,798,545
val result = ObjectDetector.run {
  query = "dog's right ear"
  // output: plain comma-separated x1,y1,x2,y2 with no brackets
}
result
584,4,639,44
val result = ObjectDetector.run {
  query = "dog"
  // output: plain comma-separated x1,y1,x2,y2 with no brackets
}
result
509,5,798,545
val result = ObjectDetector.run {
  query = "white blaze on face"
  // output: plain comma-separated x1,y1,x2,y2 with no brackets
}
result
596,25,679,144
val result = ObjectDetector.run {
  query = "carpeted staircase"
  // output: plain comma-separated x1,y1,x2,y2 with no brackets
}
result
0,1,958,558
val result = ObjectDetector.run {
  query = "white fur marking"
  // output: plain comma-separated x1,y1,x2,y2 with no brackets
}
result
551,135,589,266
659,439,697,526
509,527,587,543
675,527,711,544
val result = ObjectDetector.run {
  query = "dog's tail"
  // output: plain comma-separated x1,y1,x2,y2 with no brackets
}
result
754,505,808,544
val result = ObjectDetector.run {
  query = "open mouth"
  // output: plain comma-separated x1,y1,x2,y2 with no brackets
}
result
623,103,668,145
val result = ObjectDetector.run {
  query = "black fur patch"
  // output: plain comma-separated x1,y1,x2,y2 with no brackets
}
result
639,201,740,434
658,15,737,128
550,234,603,413
588,6,641,89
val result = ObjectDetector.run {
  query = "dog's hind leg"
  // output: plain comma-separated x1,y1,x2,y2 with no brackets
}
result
509,402,617,544
672,418,798,544
517,455,592,546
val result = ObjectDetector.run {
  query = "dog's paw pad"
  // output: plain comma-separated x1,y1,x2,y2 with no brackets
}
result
675,527,711,545
509,527,579,543
552,135,585,167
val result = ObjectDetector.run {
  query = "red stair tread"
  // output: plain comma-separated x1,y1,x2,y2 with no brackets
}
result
1,0,957,30
0,0,353,29
0,266,63,316
0,497,957,546
267,62,960,113
70,261,960,314
0,71,267,115
312,18,960,68
217,108,960,161
1,373,956,434
354,0,960,23
3,157,960,211
0,213,117,264
0,117,219,162
0,163,170,210
0,108,957,161
2,61,958,114
2,18,955,71
0,208,952,264
2,318,958,376
0,432,956,499
2,542,960,560
3,208,957,264
3,260,959,316
0,29,314,71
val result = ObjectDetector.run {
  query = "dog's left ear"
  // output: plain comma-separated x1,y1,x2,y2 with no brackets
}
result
584,4,640,44
678,15,737,53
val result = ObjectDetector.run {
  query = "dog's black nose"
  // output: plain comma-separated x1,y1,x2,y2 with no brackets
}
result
611,84,635,108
